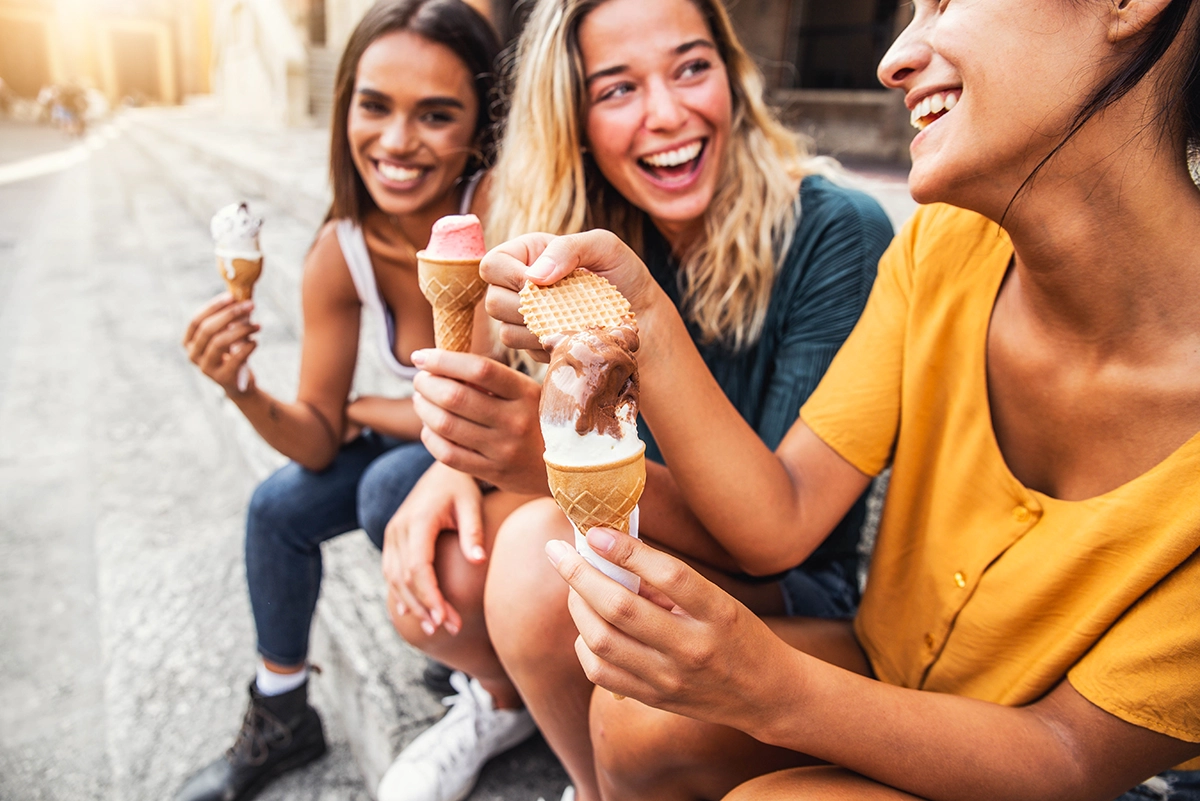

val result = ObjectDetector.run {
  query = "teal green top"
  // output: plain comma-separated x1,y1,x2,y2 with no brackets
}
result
639,174,894,563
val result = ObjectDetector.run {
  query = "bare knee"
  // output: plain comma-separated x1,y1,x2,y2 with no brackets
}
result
390,530,487,649
590,691,696,796
484,498,575,666
725,767,924,801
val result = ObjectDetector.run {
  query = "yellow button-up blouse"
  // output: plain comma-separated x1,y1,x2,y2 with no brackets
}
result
801,204,1200,763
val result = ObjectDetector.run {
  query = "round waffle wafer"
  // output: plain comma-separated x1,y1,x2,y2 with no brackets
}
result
519,269,635,341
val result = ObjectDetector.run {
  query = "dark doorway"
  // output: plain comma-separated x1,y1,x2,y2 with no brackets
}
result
789,0,900,90
0,18,53,97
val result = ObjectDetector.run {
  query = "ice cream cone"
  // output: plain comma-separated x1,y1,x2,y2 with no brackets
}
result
417,252,486,352
217,255,263,302
544,445,646,535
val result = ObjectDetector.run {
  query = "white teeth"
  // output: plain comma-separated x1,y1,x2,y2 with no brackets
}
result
909,91,961,131
641,141,703,168
378,162,422,182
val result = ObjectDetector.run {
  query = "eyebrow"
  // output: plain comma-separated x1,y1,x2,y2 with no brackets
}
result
354,87,466,109
584,39,716,87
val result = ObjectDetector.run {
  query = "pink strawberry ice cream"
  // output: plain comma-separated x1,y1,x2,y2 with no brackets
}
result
424,214,486,260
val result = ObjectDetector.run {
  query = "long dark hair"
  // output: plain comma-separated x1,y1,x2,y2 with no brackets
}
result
327,0,502,223
1012,0,1199,210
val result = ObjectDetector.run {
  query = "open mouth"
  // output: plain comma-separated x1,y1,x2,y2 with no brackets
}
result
910,90,961,131
375,159,428,186
637,139,706,185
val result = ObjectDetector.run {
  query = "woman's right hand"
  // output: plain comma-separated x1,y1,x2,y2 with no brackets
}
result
183,293,260,395
381,461,485,636
480,230,669,358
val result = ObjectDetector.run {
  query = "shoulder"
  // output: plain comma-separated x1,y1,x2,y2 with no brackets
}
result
303,220,358,303
795,174,894,249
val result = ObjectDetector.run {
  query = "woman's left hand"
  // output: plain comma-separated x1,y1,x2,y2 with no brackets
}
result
546,527,800,734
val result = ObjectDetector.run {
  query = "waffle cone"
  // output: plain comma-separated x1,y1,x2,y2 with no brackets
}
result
544,445,646,534
519,270,634,341
417,252,485,352
218,256,262,301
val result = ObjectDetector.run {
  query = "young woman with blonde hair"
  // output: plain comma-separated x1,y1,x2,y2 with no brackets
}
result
374,1,892,799
482,0,1200,797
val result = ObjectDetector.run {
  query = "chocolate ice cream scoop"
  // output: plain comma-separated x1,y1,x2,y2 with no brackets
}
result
541,325,640,439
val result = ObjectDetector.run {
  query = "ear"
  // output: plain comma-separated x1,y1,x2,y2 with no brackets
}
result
1109,0,1175,43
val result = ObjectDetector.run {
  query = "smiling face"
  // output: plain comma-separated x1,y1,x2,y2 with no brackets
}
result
348,30,479,220
578,0,732,240
878,0,1114,213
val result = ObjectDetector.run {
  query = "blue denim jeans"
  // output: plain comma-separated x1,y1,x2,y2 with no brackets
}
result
779,557,861,619
1117,771,1200,801
245,432,435,665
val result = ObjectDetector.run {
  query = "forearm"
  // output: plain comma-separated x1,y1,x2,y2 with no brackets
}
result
639,461,741,572
757,655,1103,801
637,303,814,572
348,396,422,441
232,386,340,470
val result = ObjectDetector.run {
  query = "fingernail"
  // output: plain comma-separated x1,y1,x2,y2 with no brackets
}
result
545,539,571,566
421,620,436,636
527,258,556,281
396,602,407,617
241,301,254,310
412,350,428,366
588,528,616,553
469,545,486,562
431,607,444,626
445,620,461,636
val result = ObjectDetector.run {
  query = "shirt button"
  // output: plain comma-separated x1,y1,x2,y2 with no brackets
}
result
1012,505,1032,523
954,571,967,588
924,633,935,649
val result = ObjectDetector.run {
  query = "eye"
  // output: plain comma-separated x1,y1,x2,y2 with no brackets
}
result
597,81,636,102
358,99,388,114
420,110,456,125
679,59,712,80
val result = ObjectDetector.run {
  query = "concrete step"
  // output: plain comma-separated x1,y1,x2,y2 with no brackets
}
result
122,107,569,800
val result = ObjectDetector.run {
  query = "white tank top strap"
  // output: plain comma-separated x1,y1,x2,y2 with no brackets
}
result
335,219,418,381
458,170,484,215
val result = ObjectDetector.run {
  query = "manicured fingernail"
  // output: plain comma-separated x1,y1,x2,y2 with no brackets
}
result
469,545,486,562
545,539,571,566
421,620,436,636
588,528,616,553
527,258,556,281
396,602,407,617
412,350,428,366
445,620,461,636
431,607,444,626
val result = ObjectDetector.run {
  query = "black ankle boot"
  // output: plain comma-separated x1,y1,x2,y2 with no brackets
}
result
175,679,327,801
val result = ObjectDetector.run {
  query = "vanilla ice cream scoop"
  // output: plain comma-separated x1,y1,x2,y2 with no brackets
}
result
210,202,263,261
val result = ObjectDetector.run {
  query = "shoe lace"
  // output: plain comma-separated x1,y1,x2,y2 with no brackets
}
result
227,700,293,767
417,671,490,783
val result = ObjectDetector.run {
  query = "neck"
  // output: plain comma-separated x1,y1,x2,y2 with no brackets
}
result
384,187,463,255
991,148,1200,354
650,215,705,257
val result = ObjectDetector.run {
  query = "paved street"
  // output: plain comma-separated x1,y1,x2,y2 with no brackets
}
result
0,118,371,800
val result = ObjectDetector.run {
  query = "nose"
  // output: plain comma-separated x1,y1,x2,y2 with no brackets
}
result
877,14,933,90
643,77,687,132
379,115,417,154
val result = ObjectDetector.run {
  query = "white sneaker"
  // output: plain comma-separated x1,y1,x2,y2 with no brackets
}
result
536,786,575,801
377,671,537,801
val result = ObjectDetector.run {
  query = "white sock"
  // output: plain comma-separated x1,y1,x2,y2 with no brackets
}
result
256,662,308,697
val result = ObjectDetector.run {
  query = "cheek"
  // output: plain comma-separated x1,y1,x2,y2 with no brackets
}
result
585,108,639,177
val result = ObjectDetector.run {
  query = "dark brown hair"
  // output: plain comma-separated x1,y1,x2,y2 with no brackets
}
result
1012,0,1199,210
327,0,502,223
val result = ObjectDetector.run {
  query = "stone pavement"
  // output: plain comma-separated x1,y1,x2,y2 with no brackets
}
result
0,116,567,801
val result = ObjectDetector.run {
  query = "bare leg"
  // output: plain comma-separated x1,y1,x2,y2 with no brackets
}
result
484,498,809,801
724,766,925,800
389,489,534,709
591,618,872,801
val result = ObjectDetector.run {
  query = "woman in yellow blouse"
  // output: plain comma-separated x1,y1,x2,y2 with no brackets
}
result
478,0,1200,798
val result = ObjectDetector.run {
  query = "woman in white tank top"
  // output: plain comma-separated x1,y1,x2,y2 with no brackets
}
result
175,4,502,800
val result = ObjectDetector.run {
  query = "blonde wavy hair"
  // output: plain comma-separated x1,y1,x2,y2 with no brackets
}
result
488,0,820,350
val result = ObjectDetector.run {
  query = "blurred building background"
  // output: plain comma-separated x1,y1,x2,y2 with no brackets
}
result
0,0,913,162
